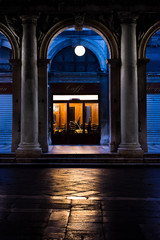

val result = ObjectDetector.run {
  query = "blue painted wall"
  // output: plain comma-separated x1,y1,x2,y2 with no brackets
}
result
0,94,12,145
0,33,12,146
146,30,160,145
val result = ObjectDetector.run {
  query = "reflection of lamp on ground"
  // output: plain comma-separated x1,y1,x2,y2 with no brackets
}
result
74,45,85,56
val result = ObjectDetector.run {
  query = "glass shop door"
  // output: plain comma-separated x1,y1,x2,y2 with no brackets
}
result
52,95,100,144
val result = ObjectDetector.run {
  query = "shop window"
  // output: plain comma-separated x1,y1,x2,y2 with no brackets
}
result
52,95,100,144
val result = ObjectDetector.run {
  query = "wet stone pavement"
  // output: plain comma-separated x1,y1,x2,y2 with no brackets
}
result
0,167,160,239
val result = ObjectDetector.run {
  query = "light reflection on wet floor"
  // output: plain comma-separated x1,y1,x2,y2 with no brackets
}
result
0,167,160,239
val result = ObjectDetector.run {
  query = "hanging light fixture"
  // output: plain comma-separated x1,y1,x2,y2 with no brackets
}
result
74,29,85,56
74,45,85,56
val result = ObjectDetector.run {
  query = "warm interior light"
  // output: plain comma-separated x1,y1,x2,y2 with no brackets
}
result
67,196,87,200
53,95,98,101
74,45,85,56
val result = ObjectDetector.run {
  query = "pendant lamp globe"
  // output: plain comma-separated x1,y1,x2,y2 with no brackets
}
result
74,45,85,56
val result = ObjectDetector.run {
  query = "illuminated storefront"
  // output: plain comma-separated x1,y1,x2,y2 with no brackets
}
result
52,97,99,144
48,30,109,145
50,83,100,144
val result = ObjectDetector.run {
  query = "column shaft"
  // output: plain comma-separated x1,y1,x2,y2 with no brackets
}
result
16,16,41,157
118,21,143,155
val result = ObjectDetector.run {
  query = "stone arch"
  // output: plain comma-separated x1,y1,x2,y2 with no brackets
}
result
38,18,120,152
138,21,160,59
39,18,119,60
0,23,20,59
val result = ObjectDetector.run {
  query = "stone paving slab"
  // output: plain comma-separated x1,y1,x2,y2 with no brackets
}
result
140,224,160,240
0,167,160,239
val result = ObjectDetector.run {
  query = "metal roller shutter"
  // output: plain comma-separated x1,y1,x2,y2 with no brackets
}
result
147,94,160,144
0,94,12,145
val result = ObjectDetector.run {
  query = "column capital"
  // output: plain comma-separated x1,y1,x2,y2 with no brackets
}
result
20,15,39,24
118,12,138,24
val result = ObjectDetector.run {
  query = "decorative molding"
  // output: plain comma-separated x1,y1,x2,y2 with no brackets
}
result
74,13,85,31
37,14,60,47
5,16,22,45
0,22,20,59
20,15,38,24
0,83,12,94
39,18,119,59
137,14,160,53
147,83,160,93
118,12,138,24
98,13,120,44
138,21,160,59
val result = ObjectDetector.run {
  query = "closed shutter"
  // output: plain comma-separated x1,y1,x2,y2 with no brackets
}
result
0,94,12,145
147,94,160,144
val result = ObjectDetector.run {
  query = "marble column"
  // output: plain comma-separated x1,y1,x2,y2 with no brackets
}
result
118,19,143,155
16,16,42,157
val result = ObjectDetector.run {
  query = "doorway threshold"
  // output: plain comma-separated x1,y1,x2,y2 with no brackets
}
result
48,145,109,154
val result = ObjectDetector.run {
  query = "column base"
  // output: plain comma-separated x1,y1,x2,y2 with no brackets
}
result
118,143,144,156
16,143,42,157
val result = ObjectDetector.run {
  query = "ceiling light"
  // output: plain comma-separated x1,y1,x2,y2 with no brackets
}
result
74,45,85,56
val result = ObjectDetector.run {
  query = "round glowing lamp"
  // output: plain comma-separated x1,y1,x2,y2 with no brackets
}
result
74,45,85,56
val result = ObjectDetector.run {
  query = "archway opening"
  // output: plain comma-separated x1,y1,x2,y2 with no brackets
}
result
146,30,160,152
0,32,13,151
47,27,110,147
